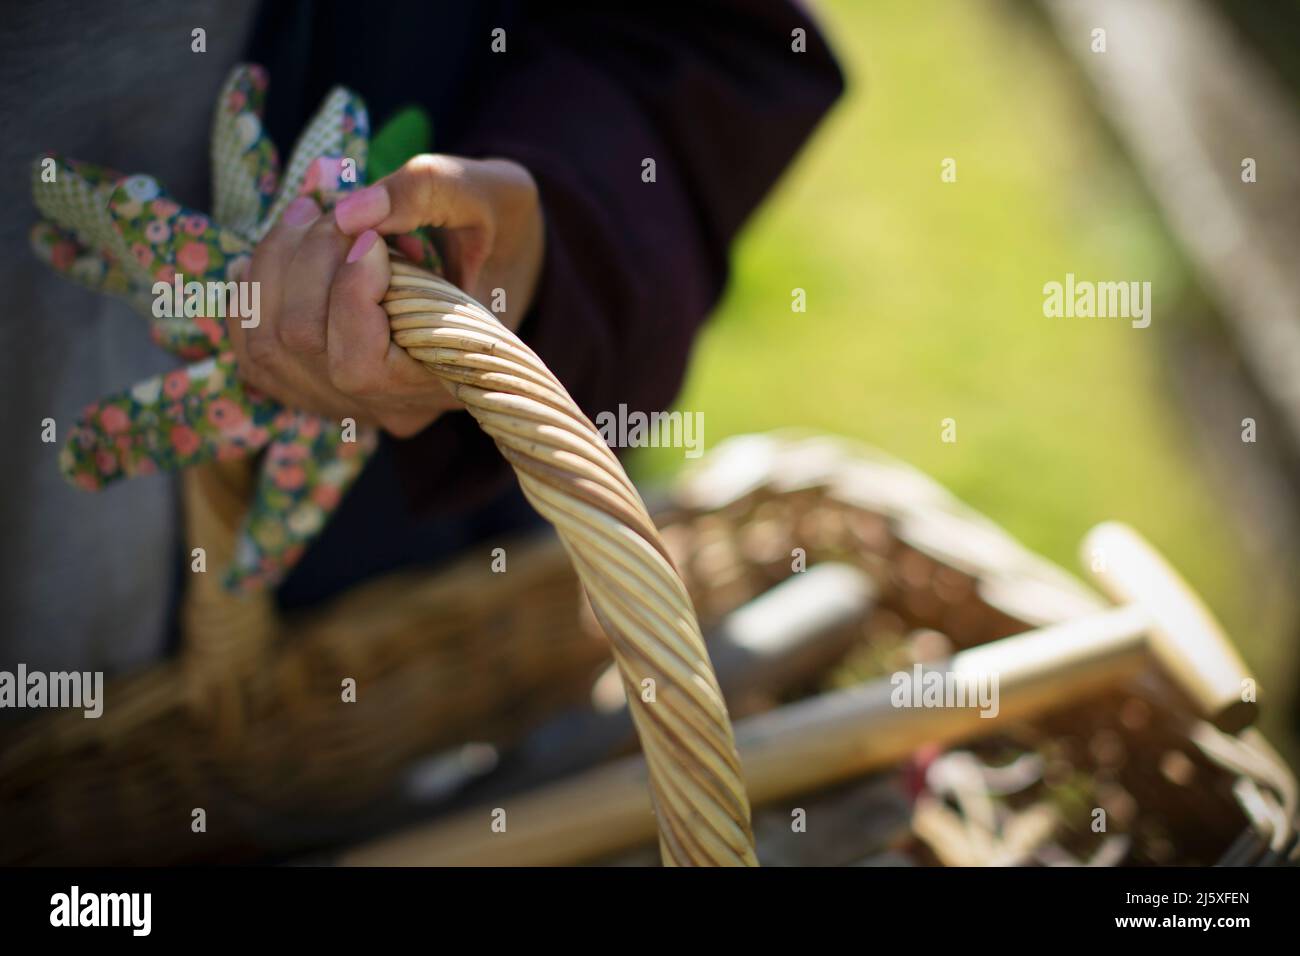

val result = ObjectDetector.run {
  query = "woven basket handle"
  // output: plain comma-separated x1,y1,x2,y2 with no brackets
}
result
383,255,757,866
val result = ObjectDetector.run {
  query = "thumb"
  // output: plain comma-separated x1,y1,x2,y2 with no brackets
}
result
327,229,396,396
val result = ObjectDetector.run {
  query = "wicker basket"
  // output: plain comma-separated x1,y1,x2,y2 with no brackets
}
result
330,432,1296,866
605,433,1298,866
3,257,758,866
1,256,1293,866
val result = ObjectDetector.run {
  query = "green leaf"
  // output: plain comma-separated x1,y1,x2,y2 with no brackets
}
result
369,106,433,182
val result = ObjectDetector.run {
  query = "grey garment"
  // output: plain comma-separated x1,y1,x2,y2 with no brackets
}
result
0,0,259,675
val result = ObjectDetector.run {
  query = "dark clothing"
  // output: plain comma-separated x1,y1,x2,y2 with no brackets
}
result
257,0,843,606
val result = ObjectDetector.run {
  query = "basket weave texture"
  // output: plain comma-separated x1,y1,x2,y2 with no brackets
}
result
1,420,1293,863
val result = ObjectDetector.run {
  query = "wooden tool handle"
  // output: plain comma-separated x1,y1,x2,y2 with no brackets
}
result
1082,522,1257,731
340,608,1151,865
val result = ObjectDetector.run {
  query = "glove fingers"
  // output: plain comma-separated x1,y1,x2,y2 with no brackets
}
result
108,175,252,284
37,70,383,595
106,175,253,357
33,213,223,356
259,86,369,237
30,163,220,348
30,220,143,304
211,64,281,234
60,352,278,490
224,416,378,591
219,80,378,589
298,155,354,210
31,154,132,260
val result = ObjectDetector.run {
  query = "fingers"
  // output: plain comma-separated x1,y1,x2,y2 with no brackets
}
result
326,229,392,395
334,154,543,300
328,229,451,436
225,421,378,592
226,174,466,437
234,196,321,370
59,351,278,491
335,154,489,237
212,64,280,234
279,208,352,355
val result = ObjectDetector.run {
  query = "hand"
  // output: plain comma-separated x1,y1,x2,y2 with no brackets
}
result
228,155,544,440
333,154,545,326
227,195,460,438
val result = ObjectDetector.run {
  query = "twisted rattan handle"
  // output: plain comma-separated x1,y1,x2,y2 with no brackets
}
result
384,256,757,866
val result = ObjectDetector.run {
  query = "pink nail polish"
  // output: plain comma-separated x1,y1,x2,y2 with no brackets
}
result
346,229,380,264
283,196,320,227
335,185,389,234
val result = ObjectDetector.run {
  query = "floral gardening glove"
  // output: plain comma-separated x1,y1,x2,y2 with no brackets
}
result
31,64,441,592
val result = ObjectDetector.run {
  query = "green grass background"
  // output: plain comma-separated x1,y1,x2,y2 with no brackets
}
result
630,0,1296,753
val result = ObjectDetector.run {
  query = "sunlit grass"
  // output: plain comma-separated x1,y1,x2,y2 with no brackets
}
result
630,0,1294,749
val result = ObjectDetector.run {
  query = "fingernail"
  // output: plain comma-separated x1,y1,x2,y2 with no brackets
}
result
335,185,389,234
283,196,320,227
345,229,380,264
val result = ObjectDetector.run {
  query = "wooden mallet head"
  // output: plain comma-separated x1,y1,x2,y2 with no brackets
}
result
1082,522,1257,732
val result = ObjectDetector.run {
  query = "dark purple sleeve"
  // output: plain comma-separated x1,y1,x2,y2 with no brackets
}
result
388,0,844,513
